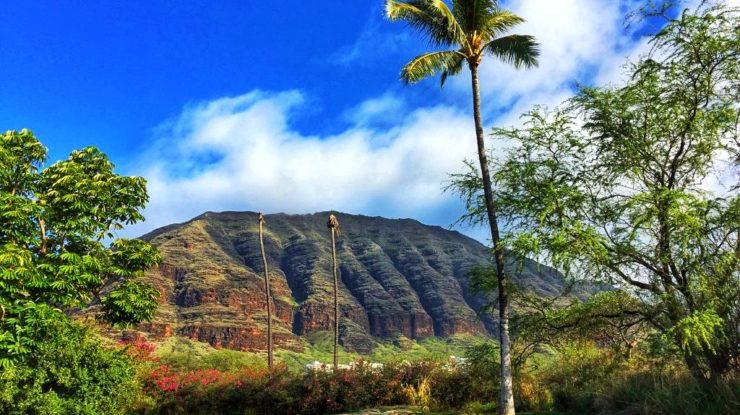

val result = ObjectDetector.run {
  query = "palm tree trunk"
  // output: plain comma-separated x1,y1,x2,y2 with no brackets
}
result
470,65,516,415
258,213,273,370
328,215,340,371
331,227,339,370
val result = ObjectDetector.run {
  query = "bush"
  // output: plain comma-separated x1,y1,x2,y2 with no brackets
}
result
0,321,140,415
136,360,448,414
523,341,739,415
537,341,619,412
134,337,738,414
596,367,740,415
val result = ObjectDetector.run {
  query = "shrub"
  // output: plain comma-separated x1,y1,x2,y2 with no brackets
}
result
0,321,140,415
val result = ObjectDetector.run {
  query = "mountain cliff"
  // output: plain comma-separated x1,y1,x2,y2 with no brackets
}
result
135,211,567,353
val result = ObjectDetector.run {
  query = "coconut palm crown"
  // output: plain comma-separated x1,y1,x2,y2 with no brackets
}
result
386,0,539,86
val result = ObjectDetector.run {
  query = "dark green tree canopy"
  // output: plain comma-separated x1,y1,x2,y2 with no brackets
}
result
0,129,161,366
450,2,739,383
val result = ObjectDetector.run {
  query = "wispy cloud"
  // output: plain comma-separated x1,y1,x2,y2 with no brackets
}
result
125,90,478,238
329,8,411,67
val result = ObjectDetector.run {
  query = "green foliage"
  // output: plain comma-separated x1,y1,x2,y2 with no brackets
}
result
669,309,725,355
449,2,740,383
0,129,161,364
513,290,649,357
531,341,740,415
0,321,140,415
102,280,160,328
460,340,739,414
386,0,539,85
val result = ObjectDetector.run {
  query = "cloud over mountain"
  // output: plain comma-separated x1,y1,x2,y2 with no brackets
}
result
127,90,478,238
124,0,710,240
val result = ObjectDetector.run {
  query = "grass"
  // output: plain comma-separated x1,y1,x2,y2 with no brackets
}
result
151,333,489,372
276,331,488,371
153,336,268,372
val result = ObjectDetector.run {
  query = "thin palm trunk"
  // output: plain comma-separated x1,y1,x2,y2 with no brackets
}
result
258,213,273,370
470,65,516,415
328,214,340,370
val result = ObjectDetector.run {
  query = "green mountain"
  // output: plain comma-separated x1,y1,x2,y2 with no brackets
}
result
136,211,567,353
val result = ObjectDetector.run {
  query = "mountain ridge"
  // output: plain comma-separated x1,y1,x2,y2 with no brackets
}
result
133,211,567,353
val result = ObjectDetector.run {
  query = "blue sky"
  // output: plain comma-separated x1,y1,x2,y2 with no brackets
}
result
1,0,707,242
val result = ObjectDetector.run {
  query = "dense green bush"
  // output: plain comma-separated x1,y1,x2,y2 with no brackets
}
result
0,321,140,415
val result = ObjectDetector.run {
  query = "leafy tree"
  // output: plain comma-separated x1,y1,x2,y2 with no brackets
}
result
385,1,539,413
0,321,140,415
0,129,161,366
450,2,739,384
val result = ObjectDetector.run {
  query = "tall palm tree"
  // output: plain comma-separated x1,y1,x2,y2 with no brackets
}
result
258,212,273,370
386,1,539,414
327,214,340,370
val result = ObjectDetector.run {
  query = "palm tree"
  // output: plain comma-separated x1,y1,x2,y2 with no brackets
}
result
385,1,539,414
327,214,340,370
258,212,273,370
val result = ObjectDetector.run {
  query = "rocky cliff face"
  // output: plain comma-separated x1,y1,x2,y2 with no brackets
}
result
136,211,567,353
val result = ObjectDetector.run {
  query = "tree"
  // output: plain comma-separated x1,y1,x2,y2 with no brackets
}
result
385,1,539,412
0,129,161,367
450,2,739,384
257,212,274,369
327,213,340,370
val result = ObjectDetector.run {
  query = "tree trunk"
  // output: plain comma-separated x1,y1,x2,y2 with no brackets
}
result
258,213,273,370
330,226,339,371
684,352,710,386
470,64,516,415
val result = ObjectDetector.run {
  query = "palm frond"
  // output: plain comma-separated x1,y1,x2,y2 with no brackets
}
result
484,34,540,69
482,10,525,38
429,0,467,46
401,50,467,84
453,0,496,33
440,51,465,87
386,1,462,47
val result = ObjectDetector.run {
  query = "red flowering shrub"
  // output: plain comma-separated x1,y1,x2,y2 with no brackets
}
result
133,359,488,414
120,338,158,361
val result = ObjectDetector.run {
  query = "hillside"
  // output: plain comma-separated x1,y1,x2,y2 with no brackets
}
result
135,211,567,353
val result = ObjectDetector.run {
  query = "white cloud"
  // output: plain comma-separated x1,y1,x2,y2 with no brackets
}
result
124,90,478,238
123,0,735,240
439,0,652,127
343,92,406,127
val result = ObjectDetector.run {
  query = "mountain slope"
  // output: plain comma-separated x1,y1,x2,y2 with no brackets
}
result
137,211,567,353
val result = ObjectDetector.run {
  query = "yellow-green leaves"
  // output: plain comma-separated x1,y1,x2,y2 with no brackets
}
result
1,130,160,364
669,310,725,355
102,280,160,329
